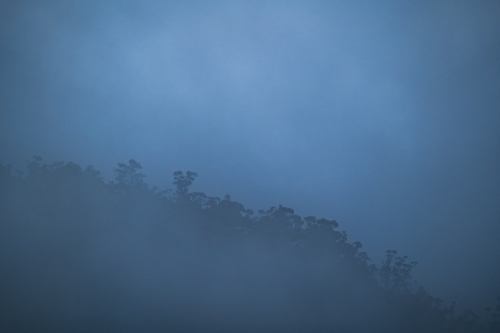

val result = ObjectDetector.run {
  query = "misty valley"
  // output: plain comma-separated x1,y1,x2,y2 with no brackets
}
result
0,157,499,332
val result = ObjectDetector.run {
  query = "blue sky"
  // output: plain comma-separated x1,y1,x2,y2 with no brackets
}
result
1,0,499,310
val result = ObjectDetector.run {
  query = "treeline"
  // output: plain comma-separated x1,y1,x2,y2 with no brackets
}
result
0,157,498,332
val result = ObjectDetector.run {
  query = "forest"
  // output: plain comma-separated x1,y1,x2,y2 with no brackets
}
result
0,157,499,332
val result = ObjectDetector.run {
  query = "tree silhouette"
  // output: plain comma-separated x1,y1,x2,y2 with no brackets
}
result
0,158,496,333
379,250,418,293
172,170,197,196
114,159,147,190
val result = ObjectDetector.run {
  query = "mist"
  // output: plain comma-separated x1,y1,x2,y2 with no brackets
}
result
1,1,499,331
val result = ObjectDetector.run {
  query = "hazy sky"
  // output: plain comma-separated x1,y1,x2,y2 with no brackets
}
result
1,0,499,310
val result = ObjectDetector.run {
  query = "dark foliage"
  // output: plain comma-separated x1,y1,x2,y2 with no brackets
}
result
0,157,496,332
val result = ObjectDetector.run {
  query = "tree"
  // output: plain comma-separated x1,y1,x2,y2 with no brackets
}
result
379,250,418,293
114,159,147,190
173,170,198,196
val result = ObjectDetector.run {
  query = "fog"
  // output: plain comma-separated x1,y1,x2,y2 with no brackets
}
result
1,1,499,331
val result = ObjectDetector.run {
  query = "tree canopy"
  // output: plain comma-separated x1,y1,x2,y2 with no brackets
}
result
0,157,497,332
